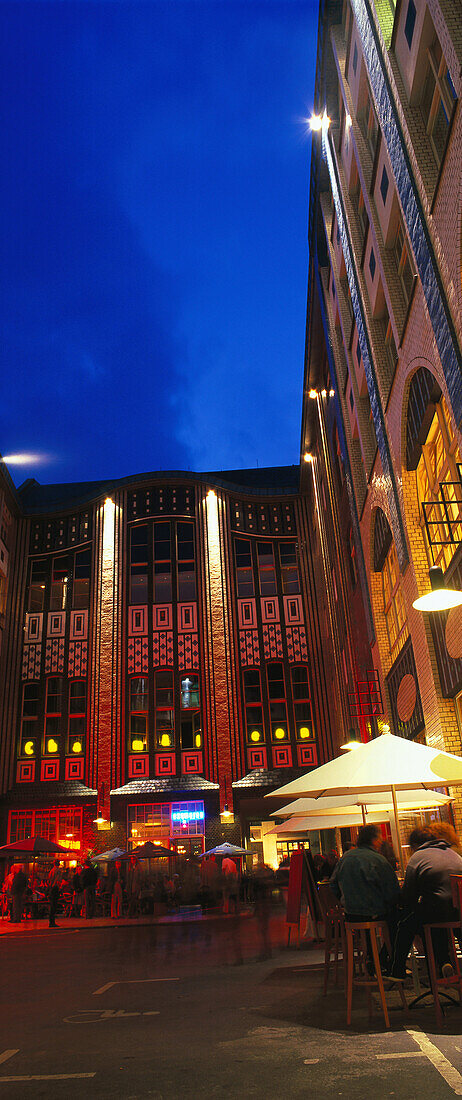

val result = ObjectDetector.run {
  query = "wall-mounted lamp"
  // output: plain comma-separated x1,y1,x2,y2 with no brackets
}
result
340,727,361,751
412,566,462,612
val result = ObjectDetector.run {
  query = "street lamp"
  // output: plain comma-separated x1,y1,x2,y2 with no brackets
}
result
412,565,462,612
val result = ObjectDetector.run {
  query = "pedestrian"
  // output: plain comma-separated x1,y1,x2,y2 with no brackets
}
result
47,860,62,928
110,860,124,918
11,865,28,923
221,856,239,914
387,827,462,983
127,856,144,917
71,865,83,916
81,857,98,919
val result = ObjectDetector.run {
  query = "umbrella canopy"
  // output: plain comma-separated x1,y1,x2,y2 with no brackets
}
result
267,732,462,800
271,790,454,818
120,842,174,860
0,837,75,858
266,731,462,874
200,842,246,858
93,847,127,862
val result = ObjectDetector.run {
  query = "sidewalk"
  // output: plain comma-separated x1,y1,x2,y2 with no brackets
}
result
0,907,257,935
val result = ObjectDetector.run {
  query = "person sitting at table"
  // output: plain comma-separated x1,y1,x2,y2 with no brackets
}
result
329,824,400,969
387,826,462,983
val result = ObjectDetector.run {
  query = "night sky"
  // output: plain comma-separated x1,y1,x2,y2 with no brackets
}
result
1,1,318,487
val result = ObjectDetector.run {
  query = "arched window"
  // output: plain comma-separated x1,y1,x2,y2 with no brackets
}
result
416,394,462,570
373,509,409,663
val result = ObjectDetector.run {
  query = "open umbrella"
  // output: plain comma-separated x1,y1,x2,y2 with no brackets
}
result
0,837,76,858
271,790,454,819
199,842,246,859
266,731,462,873
93,847,127,862
120,841,174,860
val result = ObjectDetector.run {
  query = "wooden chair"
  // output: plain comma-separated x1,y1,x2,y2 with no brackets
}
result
421,873,462,1028
318,883,346,993
345,919,408,1029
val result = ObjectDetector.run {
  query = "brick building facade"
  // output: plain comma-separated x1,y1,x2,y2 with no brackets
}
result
0,465,346,862
303,0,462,822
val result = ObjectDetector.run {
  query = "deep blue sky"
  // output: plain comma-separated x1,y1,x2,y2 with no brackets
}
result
1,1,318,487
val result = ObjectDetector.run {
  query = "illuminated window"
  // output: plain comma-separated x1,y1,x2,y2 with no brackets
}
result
416,396,462,570
43,677,63,755
20,682,40,758
129,675,149,752
8,808,82,848
28,559,47,612
68,681,86,755
171,801,205,836
50,556,69,611
291,667,313,741
243,669,264,744
257,542,277,596
267,663,288,742
128,802,170,846
153,522,171,604
235,538,254,598
155,670,175,749
280,542,300,594
381,543,409,662
421,33,457,167
177,523,196,602
73,547,91,608
129,524,149,605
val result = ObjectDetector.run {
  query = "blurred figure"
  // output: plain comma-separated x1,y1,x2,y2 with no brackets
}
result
47,860,62,928
127,856,144,917
71,865,83,916
380,840,398,872
110,860,124,918
313,853,331,883
81,857,98,918
252,864,274,959
11,865,28,923
221,856,239,914
200,854,220,909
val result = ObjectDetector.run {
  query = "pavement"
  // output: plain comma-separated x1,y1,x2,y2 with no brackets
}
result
1,913,462,1098
0,907,254,935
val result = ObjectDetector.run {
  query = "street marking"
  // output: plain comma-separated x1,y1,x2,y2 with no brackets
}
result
407,1028,462,1095
0,1052,18,1066
303,1058,320,1064
65,1009,160,1023
0,1074,96,1082
93,977,179,995
376,1052,425,1059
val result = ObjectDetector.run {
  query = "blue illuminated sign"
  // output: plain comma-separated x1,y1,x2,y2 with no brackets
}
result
171,810,205,822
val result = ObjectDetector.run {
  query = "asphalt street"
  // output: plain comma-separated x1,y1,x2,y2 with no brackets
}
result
1,915,462,1099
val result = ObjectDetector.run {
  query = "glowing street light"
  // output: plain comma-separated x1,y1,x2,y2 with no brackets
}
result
412,566,462,612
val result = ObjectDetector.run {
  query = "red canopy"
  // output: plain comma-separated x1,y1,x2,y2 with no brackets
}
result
0,837,76,858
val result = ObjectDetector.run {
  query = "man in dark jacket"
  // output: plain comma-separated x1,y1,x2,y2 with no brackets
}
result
388,827,462,981
330,824,400,921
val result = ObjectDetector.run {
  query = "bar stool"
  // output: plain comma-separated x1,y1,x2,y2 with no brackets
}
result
345,919,408,1028
421,874,462,1028
318,883,346,993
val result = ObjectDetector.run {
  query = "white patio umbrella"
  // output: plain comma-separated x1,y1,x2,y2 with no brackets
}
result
266,731,462,873
271,790,454,819
267,809,411,834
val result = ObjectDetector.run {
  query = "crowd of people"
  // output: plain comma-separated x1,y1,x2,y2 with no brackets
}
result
0,850,281,926
327,820,462,982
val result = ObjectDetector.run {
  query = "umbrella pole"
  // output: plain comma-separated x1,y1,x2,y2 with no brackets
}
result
361,805,366,826
391,785,405,877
